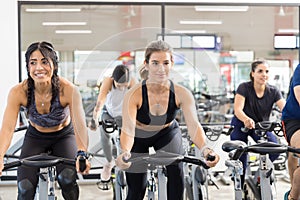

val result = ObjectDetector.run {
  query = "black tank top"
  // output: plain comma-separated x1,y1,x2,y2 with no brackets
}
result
136,80,179,126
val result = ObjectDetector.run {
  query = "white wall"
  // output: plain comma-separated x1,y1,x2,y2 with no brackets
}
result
0,0,18,124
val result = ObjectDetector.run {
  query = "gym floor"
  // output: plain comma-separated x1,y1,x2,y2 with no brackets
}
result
1,129,291,199
0,177,290,199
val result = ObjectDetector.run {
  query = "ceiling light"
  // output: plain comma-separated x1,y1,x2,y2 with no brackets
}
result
171,30,207,34
278,29,299,33
43,22,87,26
195,6,249,12
55,30,92,34
25,8,81,12
180,20,222,25
278,6,285,16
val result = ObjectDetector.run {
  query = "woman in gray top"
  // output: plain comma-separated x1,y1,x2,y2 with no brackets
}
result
89,64,137,182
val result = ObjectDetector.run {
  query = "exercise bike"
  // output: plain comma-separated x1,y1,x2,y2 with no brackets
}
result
2,153,86,200
121,148,214,200
222,121,294,200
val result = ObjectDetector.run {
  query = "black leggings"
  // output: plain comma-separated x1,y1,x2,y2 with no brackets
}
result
18,123,77,194
282,119,300,144
125,121,184,200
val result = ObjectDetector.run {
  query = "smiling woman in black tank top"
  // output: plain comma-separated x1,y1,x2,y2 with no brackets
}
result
115,40,220,200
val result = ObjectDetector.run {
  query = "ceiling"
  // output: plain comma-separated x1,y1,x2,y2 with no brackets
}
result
19,4,299,60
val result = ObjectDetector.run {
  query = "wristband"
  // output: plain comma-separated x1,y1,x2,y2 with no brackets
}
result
200,145,212,157
119,148,130,154
76,150,88,159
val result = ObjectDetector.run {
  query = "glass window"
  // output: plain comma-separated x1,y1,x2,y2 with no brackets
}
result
20,3,299,100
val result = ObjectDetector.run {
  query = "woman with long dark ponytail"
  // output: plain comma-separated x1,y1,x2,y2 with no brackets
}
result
230,60,286,186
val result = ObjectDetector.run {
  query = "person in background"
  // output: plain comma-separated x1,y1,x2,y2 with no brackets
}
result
282,63,300,200
115,40,219,200
89,64,137,184
0,41,90,199
230,60,285,185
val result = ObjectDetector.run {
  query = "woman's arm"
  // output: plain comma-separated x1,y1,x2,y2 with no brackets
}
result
234,93,254,129
65,82,89,152
178,86,206,149
275,98,286,112
115,84,140,169
92,77,112,121
63,79,90,174
119,85,140,152
178,85,219,167
0,84,24,175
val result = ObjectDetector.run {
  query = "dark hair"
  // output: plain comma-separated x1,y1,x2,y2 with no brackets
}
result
25,41,60,108
144,40,174,64
112,64,129,83
249,60,268,82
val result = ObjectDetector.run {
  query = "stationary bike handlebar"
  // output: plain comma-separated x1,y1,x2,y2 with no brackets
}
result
222,140,300,160
90,118,118,133
241,121,284,137
3,153,77,171
123,150,213,169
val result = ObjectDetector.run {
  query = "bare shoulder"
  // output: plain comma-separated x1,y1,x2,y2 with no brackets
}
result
58,77,80,105
125,82,142,104
59,77,76,92
173,83,194,105
101,76,113,90
128,81,142,94
9,80,28,105
173,83,193,96
10,80,27,94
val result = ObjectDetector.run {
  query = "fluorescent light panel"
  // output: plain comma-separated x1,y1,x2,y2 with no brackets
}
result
55,30,92,34
171,30,207,34
43,22,87,26
180,20,222,25
26,8,81,12
195,6,249,12
278,29,299,33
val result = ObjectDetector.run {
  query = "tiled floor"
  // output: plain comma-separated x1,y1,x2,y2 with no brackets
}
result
0,174,291,200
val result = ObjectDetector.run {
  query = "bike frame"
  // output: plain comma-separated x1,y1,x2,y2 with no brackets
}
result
224,159,243,200
191,164,209,200
35,166,57,200
118,148,210,200
182,127,212,200
113,134,128,200
257,154,277,199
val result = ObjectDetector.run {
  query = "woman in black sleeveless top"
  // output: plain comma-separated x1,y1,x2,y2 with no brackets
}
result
116,40,219,200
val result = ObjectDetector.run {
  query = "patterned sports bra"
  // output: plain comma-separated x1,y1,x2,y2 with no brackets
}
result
27,91,70,128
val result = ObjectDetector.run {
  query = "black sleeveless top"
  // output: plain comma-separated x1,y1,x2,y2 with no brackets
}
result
136,80,179,126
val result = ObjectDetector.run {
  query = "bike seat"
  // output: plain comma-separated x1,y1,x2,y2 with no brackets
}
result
222,140,247,152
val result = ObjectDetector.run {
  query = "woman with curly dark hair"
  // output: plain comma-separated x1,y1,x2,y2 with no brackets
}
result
0,41,90,199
